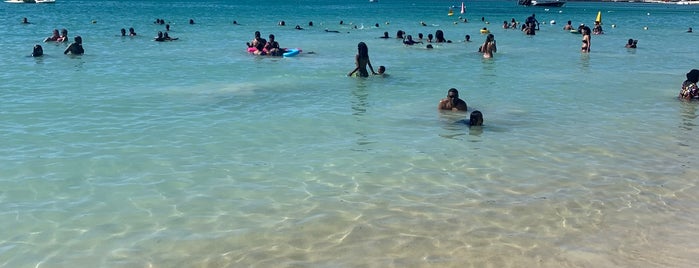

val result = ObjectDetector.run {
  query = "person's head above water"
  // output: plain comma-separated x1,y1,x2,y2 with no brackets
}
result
447,88,460,98
469,110,483,126
687,69,699,83
32,44,43,57
378,65,385,74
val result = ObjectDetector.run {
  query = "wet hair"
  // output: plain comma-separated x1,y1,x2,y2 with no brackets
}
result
60,28,68,36
309,21,314,26
396,30,404,38
254,31,261,38
269,34,275,40
435,30,446,42
427,33,433,40
74,35,82,44
378,66,386,73
486,34,495,43
32,44,43,57
469,111,483,126
687,69,699,83
357,42,369,58
418,33,423,39
447,88,459,97
120,28,126,36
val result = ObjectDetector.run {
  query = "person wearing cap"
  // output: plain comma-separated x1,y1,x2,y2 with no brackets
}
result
679,69,699,100
438,88,468,111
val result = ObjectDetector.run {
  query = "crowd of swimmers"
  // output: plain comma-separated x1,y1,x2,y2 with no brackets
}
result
21,15,696,105
25,17,199,57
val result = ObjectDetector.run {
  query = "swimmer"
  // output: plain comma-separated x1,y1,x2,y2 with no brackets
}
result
189,19,195,24
265,34,283,56
348,42,377,77
295,25,303,30
279,20,286,26
120,28,126,36
688,27,693,33
403,35,422,45
396,30,405,39
129,27,137,36
163,32,178,40
379,31,389,38
325,29,341,33
22,17,30,24
426,44,434,49
438,88,468,111
418,33,424,40
434,29,450,43
427,33,433,43
581,27,591,53
465,35,471,42
64,36,84,55
31,44,43,57
44,29,60,42
625,38,637,48
468,110,483,127
481,34,496,58
375,65,387,77
502,21,509,29
233,20,238,25
154,31,166,42
593,21,603,34
247,31,262,48
679,69,699,100
309,21,314,26
563,20,573,31
166,24,170,31
57,28,68,42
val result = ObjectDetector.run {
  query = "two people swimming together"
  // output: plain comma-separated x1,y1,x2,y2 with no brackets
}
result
246,31,291,56
347,42,386,77
438,88,483,127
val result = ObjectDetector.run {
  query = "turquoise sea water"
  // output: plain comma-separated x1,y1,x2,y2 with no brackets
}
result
2,0,699,267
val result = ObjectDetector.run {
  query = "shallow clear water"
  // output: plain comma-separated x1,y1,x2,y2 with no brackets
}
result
2,0,699,267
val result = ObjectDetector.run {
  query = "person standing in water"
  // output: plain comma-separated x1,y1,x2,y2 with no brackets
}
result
480,34,496,58
348,42,377,77
679,69,699,100
64,36,84,55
